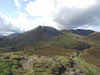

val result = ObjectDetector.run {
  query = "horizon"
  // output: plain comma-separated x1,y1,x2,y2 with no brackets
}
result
2,25,99,36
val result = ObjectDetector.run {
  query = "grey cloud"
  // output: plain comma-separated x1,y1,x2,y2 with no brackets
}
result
54,0,100,30
0,16,21,35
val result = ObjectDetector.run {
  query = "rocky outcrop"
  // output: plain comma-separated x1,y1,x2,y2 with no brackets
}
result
21,55,86,75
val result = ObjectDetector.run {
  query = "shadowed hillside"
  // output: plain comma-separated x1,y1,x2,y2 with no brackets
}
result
87,32,100,42
62,29,94,36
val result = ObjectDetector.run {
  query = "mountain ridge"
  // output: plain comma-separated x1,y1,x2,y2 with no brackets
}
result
62,29,94,36
0,26,90,52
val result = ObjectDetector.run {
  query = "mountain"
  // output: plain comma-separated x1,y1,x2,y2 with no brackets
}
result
0,26,90,52
62,29,94,36
9,26,62,40
7,26,62,48
8,33,20,37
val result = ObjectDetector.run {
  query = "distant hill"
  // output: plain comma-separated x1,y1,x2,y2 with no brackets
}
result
8,33,20,37
62,29,94,36
0,26,90,51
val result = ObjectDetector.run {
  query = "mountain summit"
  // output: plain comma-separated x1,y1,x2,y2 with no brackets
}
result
6,26,63,48
10,26,62,41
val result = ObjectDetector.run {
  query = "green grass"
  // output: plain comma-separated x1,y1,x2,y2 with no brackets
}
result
23,35,82,56
24,46,77,56
77,57,100,75
81,45,100,67
1,50,100,75
0,52,25,75
0,59,23,75
0,51,71,75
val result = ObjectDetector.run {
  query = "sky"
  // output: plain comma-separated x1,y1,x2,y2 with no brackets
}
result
0,0,100,35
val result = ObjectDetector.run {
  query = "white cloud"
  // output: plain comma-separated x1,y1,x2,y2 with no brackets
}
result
23,0,27,2
25,0,55,17
25,0,96,16
14,0,21,8
11,0,100,31
25,0,96,17
77,24,100,31
24,0,100,30
11,11,58,32
11,12,34,31
56,0,96,9
0,12,20,35
11,12,40,31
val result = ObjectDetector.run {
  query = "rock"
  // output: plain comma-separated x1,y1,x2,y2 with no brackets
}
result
21,55,86,75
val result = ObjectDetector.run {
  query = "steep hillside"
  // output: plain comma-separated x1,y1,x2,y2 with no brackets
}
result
77,31,100,71
7,26,63,49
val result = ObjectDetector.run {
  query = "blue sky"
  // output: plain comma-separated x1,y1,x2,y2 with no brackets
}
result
0,0,100,35
0,0,18,18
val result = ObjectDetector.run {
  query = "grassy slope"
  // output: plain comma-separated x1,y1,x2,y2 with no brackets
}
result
88,32,100,41
62,31,100,74
78,32,100,68
77,56,100,75
81,44,100,67
63,31,100,67
23,34,90,57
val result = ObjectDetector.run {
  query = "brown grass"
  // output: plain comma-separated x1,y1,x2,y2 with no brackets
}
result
24,46,77,56
82,44,100,67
